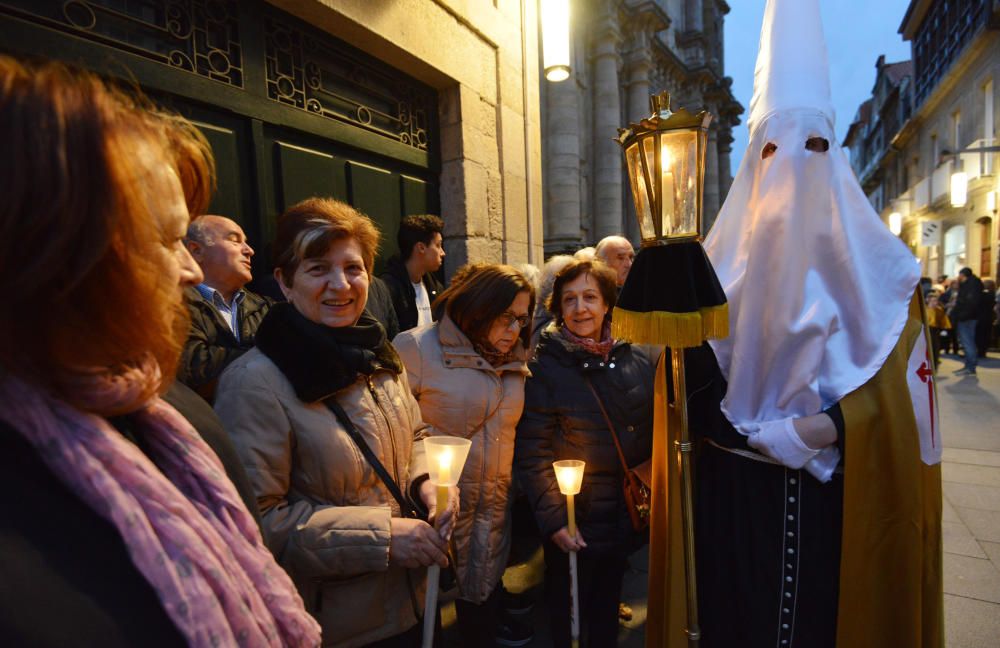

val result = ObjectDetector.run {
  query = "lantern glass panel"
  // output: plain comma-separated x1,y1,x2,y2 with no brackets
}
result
658,131,698,238
626,142,655,239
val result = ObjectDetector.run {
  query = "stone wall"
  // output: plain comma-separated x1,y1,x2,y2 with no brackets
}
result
541,0,742,255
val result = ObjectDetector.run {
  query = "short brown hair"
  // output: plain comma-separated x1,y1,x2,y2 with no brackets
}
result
547,259,618,324
0,56,214,412
274,197,380,286
434,264,535,348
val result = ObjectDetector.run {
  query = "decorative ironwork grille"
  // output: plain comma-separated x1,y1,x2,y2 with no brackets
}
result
0,0,243,87
263,13,433,151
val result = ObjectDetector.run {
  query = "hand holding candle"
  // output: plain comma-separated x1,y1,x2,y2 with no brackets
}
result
421,437,472,648
553,459,585,648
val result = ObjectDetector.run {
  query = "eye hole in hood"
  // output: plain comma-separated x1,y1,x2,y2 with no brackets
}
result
805,137,829,152
762,142,778,159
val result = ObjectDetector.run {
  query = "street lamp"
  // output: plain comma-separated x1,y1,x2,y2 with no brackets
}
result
943,144,1000,208
951,164,968,208
541,0,571,82
889,211,903,236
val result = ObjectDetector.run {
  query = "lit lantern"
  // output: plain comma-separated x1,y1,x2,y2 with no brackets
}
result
541,0,571,82
618,91,712,242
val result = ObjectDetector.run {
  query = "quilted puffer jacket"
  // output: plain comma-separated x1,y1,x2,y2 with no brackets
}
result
515,327,658,556
214,310,431,648
394,315,529,604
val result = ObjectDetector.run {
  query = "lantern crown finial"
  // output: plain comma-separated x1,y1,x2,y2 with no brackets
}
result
650,91,672,118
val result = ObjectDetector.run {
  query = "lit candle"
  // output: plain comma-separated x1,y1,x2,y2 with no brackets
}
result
661,143,675,232
553,459,585,648
437,447,453,486
421,437,472,648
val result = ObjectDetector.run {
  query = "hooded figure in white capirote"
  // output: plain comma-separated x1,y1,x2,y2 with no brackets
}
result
672,0,945,647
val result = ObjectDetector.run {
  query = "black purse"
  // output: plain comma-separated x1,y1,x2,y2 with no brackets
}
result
583,377,652,532
324,396,458,591
324,397,424,520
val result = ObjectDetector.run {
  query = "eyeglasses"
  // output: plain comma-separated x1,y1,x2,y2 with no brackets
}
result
497,311,530,330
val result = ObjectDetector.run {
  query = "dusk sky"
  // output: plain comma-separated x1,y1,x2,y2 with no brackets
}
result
723,0,914,171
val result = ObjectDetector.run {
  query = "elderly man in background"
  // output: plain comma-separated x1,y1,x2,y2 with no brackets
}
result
595,235,635,288
178,215,271,401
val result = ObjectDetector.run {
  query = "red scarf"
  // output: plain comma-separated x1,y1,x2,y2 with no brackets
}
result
560,318,614,361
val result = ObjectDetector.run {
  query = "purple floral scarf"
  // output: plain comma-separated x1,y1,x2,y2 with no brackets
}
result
0,363,321,647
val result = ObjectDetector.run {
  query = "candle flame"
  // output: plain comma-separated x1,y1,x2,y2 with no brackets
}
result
438,447,453,472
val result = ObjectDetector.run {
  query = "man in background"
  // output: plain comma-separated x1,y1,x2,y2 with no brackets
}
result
178,215,271,401
381,214,445,334
595,235,635,288
952,266,984,375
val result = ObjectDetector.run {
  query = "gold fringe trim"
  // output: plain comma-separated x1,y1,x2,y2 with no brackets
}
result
612,303,729,347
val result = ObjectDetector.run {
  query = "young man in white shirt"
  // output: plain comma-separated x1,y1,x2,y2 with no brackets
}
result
380,214,446,334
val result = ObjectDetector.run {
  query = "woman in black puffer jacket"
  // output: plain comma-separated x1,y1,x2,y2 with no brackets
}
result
515,259,657,648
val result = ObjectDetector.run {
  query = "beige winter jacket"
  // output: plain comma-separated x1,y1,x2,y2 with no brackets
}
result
215,347,430,648
394,316,529,604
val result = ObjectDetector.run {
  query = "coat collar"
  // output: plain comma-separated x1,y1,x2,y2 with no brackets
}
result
437,315,529,376
536,324,630,372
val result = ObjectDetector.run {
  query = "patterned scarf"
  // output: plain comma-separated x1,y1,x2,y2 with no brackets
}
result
0,362,321,648
474,341,515,367
560,318,615,361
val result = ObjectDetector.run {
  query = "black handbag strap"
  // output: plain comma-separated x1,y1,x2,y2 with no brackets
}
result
582,376,632,476
324,398,420,519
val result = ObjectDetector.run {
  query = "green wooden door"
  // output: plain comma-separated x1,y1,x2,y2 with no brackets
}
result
0,0,440,287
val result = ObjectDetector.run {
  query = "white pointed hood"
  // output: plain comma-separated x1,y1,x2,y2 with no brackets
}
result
703,0,920,436
748,0,835,136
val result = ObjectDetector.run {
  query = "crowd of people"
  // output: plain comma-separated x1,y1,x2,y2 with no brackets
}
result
0,5,950,640
923,269,997,375
0,56,656,648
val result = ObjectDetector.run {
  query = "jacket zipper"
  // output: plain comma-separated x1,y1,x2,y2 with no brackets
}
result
365,374,402,496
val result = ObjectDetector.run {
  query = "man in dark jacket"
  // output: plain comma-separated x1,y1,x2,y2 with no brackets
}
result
178,215,271,400
951,266,984,375
380,214,445,335
367,275,400,340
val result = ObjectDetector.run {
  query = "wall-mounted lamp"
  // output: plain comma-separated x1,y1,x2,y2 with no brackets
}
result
888,211,903,236
541,0,571,82
950,163,968,208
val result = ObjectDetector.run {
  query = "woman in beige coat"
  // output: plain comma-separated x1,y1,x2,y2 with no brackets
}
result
215,198,457,648
394,264,534,647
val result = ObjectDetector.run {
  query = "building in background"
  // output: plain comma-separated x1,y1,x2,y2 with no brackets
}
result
541,0,743,255
844,0,999,281
0,0,545,279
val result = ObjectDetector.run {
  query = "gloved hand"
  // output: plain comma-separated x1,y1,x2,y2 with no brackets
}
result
747,417,821,469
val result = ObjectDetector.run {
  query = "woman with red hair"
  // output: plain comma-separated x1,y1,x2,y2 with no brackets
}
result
0,57,320,647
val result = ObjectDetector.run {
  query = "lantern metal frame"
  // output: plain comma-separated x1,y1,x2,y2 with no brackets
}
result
617,91,712,246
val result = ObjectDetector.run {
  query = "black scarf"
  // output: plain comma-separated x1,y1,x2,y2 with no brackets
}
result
255,302,403,403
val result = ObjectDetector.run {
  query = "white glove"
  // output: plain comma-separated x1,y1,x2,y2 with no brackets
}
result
747,418,820,469
804,445,841,483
